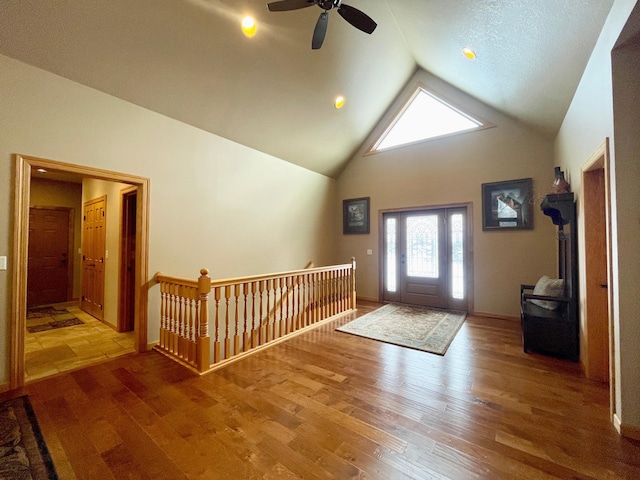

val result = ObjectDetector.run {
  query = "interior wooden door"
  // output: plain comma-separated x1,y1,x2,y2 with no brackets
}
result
27,207,72,307
583,163,610,383
81,197,106,321
383,207,468,311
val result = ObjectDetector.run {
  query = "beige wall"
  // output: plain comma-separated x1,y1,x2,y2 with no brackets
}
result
0,54,337,384
555,0,639,431
337,70,557,317
29,178,83,300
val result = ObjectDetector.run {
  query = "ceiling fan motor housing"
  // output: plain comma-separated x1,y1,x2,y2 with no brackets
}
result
318,0,341,10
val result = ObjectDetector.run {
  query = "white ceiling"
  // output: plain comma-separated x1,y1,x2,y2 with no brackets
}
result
0,0,614,177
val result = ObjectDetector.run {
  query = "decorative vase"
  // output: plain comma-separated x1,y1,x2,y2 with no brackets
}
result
551,167,571,194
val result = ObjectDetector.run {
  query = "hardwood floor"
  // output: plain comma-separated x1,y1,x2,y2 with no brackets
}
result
5,301,639,479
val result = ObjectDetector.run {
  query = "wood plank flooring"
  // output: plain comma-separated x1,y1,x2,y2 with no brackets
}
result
5,301,640,479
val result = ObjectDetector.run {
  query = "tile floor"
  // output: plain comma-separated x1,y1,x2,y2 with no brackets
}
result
25,304,135,382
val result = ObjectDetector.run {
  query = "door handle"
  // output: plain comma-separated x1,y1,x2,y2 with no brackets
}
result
600,283,608,289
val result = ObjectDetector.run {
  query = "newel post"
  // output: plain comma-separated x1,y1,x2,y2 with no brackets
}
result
350,257,357,310
197,268,211,372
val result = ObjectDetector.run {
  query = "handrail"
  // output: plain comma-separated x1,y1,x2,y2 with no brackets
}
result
153,259,356,374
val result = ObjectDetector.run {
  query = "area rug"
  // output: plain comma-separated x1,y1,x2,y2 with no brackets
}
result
336,303,466,355
27,307,83,333
0,395,58,479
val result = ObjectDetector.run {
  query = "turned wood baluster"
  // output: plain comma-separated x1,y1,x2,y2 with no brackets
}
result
251,281,258,348
351,257,357,310
329,270,335,317
243,282,251,352
333,270,342,314
312,271,319,324
266,279,273,342
196,269,211,372
341,267,347,312
278,277,285,338
233,283,241,355
295,275,304,330
187,293,194,362
169,283,177,353
320,271,326,320
178,286,185,357
213,286,221,364
258,280,266,345
190,292,197,362
224,285,231,360
303,273,309,327
159,281,166,349
285,275,293,334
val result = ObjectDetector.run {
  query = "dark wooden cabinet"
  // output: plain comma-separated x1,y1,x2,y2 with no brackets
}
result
520,193,579,361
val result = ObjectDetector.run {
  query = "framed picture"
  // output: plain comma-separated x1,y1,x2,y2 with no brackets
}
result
343,197,370,234
482,178,533,231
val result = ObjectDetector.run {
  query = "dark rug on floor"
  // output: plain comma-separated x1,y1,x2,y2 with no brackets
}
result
27,318,83,333
0,395,58,479
26,307,84,333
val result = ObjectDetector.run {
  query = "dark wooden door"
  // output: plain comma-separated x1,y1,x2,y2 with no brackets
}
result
27,208,71,307
119,188,137,332
81,197,106,320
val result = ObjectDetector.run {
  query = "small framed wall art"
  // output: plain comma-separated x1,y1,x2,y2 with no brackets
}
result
482,178,533,230
343,197,370,234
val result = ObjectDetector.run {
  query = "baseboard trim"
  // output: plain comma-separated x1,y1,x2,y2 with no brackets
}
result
356,296,379,303
472,311,520,322
614,414,640,441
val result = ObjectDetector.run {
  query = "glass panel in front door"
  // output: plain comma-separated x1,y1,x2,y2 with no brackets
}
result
406,215,439,278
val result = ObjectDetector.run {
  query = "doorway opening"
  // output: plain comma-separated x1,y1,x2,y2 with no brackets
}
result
11,155,150,389
380,204,472,312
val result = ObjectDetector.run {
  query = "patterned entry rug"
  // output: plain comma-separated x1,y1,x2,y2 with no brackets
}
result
26,307,83,333
0,395,58,479
336,303,466,355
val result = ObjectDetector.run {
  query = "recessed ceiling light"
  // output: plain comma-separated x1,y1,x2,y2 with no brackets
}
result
36,168,47,173
462,47,477,60
334,96,345,109
241,16,257,38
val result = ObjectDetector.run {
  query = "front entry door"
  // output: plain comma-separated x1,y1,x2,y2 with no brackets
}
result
81,196,106,321
27,207,72,307
383,207,468,311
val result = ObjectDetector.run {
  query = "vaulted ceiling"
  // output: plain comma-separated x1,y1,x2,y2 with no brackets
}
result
0,0,614,177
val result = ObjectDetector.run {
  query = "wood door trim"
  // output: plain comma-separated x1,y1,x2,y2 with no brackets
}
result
581,138,615,418
11,154,150,389
28,206,75,303
377,202,474,313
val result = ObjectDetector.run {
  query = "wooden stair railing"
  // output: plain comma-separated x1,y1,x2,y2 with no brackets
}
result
154,259,356,374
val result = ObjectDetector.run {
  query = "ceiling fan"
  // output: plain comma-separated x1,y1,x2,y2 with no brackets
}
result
267,0,377,50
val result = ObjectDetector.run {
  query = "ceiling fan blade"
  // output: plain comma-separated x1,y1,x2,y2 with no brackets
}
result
337,3,377,34
267,0,314,12
312,12,329,49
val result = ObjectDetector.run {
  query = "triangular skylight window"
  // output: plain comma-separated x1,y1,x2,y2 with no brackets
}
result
372,87,484,152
